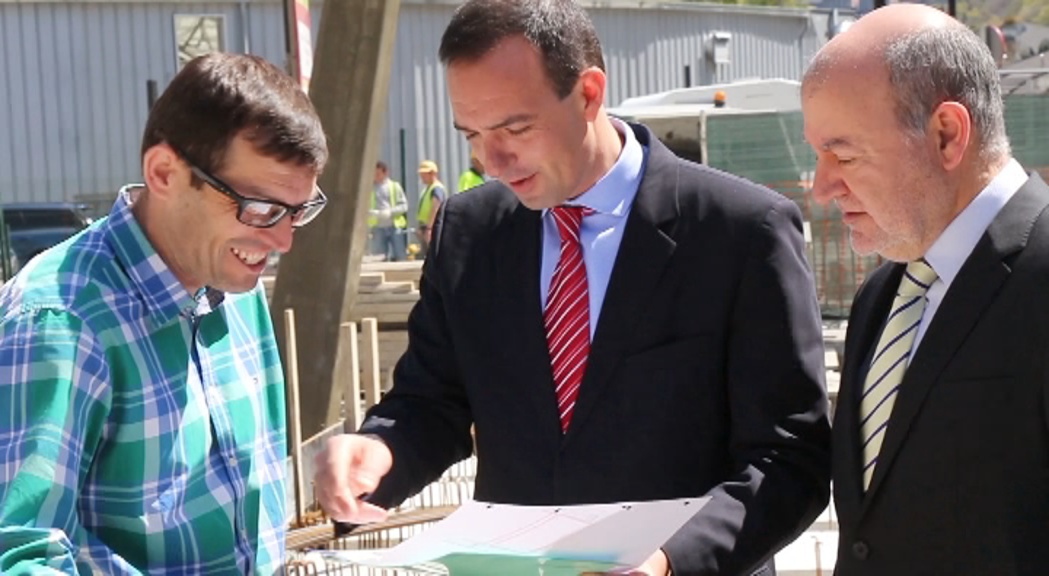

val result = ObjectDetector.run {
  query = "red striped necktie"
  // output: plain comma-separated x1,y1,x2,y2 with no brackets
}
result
545,205,592,433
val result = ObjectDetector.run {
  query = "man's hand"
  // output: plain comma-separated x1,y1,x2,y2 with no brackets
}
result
629,549,670,575
313,434,393,524
582,549,670,576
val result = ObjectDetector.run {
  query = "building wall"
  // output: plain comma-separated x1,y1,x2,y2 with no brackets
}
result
0,0,832,210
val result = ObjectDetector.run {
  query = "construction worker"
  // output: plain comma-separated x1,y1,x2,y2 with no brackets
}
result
369,160,408,261
456,154,486,193
416,160,446,256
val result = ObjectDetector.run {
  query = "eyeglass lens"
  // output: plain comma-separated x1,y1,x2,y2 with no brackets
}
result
239,196,324,228
241,201,289,227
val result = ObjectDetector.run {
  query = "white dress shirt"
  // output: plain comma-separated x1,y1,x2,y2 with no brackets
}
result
914,159,1029,353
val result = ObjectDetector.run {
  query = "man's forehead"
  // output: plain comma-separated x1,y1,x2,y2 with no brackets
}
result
802,91,864,148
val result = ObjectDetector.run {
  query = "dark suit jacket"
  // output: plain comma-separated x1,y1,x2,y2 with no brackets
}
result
360,123,830,575
833,173,1049,576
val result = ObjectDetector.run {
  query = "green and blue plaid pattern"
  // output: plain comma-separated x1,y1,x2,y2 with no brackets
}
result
0,189,288,575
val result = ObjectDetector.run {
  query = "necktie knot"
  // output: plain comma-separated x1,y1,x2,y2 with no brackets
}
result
551,206,590,244
899,258,938,297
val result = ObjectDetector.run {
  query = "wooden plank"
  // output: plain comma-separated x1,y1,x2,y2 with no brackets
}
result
353,291,420,325
350,300,418,324
377,330,409,342
361,260,423,273
363,280,414,294
377,331,408,360
263,272,419,326
824,349,840,370
338,322,363,431
358,272,385,289
826,370,841,396
283,309,307,528
362,260,423,285
374,330,409,391
360,318,382,408
357,290,420,303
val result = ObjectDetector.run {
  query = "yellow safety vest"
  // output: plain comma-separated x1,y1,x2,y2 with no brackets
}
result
457,169,485,193
417,181,444,225
368,180,407,229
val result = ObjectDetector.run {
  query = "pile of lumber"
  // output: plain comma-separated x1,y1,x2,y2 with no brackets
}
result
351,261,421,324
353,261,420,388
262,260,421,393
262,260,422,325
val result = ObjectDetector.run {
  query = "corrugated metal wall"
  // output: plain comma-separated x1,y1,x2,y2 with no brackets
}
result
0,0,831,211
596,8,816,105
0,0,314,205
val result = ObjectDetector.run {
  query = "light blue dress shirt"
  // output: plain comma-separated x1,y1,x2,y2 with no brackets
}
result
540,119,646,337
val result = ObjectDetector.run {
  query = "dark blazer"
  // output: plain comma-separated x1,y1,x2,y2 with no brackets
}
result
832,173,1049,576
361,123,830,575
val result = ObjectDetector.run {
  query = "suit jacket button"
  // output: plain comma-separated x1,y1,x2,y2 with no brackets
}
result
852,541,870,560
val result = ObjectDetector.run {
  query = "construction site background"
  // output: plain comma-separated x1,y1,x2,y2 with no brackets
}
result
704,83,1049,318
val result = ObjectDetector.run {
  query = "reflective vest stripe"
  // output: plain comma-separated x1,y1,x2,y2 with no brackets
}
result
417,182,442,224
368,181,408,229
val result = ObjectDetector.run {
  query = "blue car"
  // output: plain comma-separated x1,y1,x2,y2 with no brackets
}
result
1,202,93,278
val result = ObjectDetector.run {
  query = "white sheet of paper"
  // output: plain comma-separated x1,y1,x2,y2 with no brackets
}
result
323,496,710,571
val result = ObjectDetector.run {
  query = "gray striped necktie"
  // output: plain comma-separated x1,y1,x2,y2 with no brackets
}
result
860,258,938,490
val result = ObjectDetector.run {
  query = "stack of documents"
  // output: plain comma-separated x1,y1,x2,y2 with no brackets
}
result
320,496,710,575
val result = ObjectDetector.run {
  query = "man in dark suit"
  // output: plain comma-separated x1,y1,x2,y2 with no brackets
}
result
315,1,830,574
802,5,1049,575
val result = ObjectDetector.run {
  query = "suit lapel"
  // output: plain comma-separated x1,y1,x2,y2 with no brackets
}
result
493,204,564,435
862,174,1049,506
565,126,679,444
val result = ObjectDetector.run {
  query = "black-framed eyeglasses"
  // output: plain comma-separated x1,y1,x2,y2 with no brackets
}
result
179,153,327,229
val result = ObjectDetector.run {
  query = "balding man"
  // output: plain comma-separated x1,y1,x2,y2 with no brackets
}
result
803,4,1049,575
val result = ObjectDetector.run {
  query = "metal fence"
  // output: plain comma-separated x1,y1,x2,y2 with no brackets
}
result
703,89,1049,319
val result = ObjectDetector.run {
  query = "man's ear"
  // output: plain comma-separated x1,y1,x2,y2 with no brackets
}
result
142,143,184,198
578,66,607,123
929,101,971,172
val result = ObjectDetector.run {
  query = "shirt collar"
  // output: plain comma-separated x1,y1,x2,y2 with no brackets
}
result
925,158,1028,286
547,117,645,217
104,185,223,327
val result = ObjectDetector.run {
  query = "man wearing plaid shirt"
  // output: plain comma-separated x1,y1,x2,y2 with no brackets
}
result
0,53,328,574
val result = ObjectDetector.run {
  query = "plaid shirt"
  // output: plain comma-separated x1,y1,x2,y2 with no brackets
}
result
0,188,288,574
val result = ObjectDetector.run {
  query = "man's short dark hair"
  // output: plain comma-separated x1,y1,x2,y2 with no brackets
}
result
141,52,328,182
438,0,605,100
376,160,389,172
